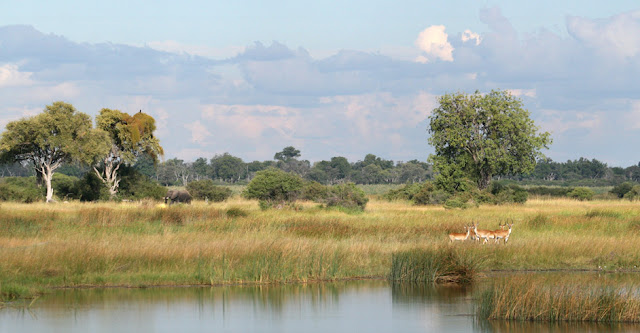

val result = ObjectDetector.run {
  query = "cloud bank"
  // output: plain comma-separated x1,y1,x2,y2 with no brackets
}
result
0,8,639,166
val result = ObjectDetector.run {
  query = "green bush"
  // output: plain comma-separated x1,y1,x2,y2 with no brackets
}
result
623,185,640,201
52,173,79,200
384,183,423,201
526,186,573,197
443,197,469,209
187,179,232,202
0,177,41,202
611,182,636,199
490,182,528,204
243,168,304,204
117,167,166,200
301,181,330,201
324,183,369,211
412,182,450,205
567,187,595,201
74,172,110,201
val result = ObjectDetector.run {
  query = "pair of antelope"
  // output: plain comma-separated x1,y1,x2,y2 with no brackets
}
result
448,221,513,244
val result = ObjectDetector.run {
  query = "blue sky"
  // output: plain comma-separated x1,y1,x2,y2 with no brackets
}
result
1,1,640,166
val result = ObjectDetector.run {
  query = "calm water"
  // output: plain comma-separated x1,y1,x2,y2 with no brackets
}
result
1,279,638,333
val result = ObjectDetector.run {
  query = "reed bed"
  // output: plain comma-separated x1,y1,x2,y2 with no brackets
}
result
389,247,481,283
1,197,640,301
477,274,640,322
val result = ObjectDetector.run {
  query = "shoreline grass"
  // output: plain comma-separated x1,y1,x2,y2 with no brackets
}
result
1,197,640,301
477,274,640,322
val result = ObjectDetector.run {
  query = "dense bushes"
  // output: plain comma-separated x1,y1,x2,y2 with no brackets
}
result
186,179,232,202
567,187,595,201
0,177,41,202
243,169,369,211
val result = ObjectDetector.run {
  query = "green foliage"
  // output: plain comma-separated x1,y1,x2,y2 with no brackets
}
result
323,183,369,211
567,187,595,201
428,90,552,190
187,179,232,202
51,173,79,200
274,146,301,162
301,181,330,201
0,177,41,202
0,101,111,201
489,181,528,204
623,185,640,201
611,182,636,198
74,172,110,202
526,186,573,197
243,168,304,203
413,182,450,205
443,196,470,209
117,168,166,200
383,183,423,201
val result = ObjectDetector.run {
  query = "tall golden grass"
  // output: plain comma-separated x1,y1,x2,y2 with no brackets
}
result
478,274,640,322
1,197,639,300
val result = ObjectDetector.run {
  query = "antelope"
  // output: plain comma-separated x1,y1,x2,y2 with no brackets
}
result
494,222,513,244
473,222,495,244
448,225,470,242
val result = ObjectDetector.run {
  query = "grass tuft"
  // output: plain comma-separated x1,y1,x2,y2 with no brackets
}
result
389,247,480,284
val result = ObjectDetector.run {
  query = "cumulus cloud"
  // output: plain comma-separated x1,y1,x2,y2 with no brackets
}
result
0,63,33,87
415,25,454,62
567,11,640,59
184,121,212,144
461,29,482,45
146,40,245,59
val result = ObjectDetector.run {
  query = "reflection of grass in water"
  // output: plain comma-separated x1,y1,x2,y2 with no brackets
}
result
477,274,640,322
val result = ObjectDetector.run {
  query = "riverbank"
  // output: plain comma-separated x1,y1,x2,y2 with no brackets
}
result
1,197,639,301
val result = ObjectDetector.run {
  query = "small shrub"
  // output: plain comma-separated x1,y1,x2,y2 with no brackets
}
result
74,172,110,202
324,183,368,211
490,182,528,204
412,182,450,205
187,179,232,202
226,207,249,218
301,181,329,201
0,177,41,202
610,182,635,198
567,187,594,201
443,197,469,210
527,213,549,229
526,186,573,197
623,185,640,201
384,183,422,201
243,168,304,204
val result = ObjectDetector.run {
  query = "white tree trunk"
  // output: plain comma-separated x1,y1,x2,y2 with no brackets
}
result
94,154,122,197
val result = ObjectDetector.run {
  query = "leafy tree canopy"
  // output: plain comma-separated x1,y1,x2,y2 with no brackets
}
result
428,90,552,190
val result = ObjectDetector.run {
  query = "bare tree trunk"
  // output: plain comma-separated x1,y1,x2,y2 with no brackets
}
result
94,155,122,197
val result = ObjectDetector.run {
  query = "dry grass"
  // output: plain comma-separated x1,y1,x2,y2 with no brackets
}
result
1,197,640,300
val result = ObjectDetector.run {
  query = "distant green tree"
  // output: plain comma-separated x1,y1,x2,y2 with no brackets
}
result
0,102,110,202
210,153,246,183
243,168,304,205
187,179,232,202
93,108,163,197
428,90,552,190
274,146,301,162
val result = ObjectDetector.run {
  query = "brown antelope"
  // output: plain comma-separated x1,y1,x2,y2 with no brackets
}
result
494,222,513,244
473,222,495,244
448,225,470,242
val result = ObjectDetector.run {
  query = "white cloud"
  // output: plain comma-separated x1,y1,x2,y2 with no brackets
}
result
0,63,33,87
461,29,482,45
184,120,212,144
627,100,640,129
414,25,454,62
508,89,537,98
146,40,245,59
567,11,640,59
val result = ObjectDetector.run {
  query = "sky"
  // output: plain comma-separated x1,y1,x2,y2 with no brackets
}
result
0,1,639,166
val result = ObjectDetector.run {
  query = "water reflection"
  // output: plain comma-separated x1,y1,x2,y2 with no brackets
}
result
1,276,640,333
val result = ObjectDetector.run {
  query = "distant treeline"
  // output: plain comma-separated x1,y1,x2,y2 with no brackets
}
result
1,150,639,187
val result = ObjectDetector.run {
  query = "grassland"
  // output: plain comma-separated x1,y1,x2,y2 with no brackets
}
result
1,197,640,301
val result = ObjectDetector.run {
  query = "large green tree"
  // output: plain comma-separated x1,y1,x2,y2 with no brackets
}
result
0,102,110,202
428,90,552,190
94,108,163,196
